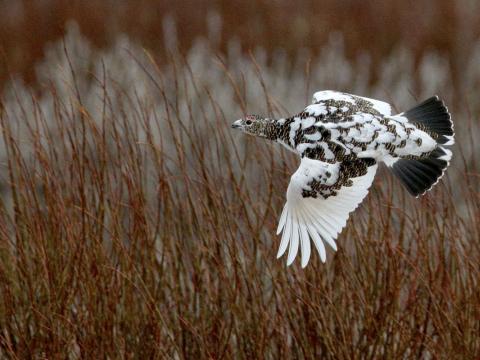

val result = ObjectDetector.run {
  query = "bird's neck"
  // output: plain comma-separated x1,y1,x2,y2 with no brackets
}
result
257,118,281,141
268,118,292,144
257,118,294,149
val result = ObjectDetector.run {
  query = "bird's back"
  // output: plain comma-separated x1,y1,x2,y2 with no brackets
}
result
306,90,392,120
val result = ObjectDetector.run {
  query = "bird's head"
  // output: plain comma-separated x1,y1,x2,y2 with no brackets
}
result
231,115,275,139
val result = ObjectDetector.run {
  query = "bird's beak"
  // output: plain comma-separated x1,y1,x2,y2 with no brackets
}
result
231,119,242,129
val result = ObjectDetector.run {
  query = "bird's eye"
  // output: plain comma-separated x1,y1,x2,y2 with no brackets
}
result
245,120,253,125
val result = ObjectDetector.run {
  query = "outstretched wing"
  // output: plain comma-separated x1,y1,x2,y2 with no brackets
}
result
303,90,392,119
276,157,378,267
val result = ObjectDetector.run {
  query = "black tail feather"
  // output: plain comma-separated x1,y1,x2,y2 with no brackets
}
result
402,96,454,145
391,147,451,197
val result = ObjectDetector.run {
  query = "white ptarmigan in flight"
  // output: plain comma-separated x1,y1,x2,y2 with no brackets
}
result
232,91,454,267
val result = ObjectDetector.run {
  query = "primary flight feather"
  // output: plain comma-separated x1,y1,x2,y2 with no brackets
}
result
232,91,454,267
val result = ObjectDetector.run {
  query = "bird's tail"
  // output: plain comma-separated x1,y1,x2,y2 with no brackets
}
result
391,96,454,197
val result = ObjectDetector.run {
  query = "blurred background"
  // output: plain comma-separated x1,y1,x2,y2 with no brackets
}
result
1,0,480,89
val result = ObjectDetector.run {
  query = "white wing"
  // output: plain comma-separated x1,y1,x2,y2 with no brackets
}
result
311,90,392,116
276,157,378,267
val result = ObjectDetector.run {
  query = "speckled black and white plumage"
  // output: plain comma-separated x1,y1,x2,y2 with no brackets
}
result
232,90,454,267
